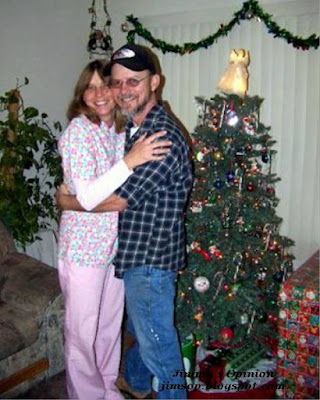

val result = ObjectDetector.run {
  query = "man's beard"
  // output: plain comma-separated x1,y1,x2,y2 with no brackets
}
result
121,93,153,118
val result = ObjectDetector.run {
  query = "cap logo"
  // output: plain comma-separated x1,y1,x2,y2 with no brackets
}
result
113,48,136,60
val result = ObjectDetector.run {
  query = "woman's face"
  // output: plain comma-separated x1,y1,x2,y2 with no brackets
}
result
83,70,116,123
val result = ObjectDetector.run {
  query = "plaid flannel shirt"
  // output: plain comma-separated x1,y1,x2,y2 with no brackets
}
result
114,102,193,277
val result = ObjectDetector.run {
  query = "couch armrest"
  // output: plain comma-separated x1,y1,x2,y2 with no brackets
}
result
0,253,61,323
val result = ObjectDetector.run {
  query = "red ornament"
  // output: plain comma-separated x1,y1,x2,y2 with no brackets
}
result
199,249,212,262
220,327,235,343
192,245,212,262
209,245,223,259
267,187,275,195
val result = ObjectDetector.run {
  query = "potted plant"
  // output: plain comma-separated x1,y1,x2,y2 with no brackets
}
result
0,78,63,248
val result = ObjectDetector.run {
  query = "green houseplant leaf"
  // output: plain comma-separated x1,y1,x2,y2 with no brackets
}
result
0,79,63,248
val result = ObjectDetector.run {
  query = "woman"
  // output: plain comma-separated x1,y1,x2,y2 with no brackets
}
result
57,59,171,400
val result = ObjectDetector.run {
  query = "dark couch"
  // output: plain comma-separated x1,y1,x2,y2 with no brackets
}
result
0,220,64,398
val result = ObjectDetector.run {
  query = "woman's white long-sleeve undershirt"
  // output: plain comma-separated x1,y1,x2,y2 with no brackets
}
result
73,159,132,211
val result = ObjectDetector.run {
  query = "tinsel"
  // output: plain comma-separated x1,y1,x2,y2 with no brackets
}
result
126,0,319,54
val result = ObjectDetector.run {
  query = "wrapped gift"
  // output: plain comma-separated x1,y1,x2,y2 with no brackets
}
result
181,335,196,385
277,251,319,399
198,354,226,386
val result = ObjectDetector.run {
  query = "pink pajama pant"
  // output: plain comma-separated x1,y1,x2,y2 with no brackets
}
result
58,260,125,400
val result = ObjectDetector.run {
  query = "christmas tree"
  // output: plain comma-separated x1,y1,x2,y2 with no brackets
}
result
176,53,295,364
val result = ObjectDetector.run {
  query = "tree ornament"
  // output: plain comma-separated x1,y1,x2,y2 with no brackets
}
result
273,271,284,283
196,151,205,162
220,327,235,343
225,109,239,126
213,151,223,161
194,312,203,323
222,217,232,229
243,222,253,233
268,239,278,251
246,182,255,191
193,276,210,293
267,187,275,195
261,151,269,163
217,49,250,97
252,256,262,266
250,161,259,173
226,170,235,183
199,249,212,262
247,310,256,334
213,180,224,189
209,245,223,259
240,313,249,324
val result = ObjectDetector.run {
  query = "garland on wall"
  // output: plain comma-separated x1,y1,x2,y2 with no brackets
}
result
123,0,319,54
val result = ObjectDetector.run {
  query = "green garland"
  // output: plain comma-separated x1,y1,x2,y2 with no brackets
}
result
126,0,319,54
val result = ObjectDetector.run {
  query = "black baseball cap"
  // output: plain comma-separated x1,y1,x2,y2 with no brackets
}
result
104,44,157,75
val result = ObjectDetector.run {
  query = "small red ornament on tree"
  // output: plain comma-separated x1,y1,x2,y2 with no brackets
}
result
220,327,235,344
191,241,212,261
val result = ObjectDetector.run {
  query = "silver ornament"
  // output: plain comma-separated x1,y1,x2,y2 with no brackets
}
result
193,276,210,293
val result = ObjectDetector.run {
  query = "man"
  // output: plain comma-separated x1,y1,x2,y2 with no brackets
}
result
58,44,193,399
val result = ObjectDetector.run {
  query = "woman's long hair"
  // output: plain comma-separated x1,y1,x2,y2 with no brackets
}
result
67,59,126,133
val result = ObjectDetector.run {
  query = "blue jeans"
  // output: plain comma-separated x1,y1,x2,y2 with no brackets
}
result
123,266,187,399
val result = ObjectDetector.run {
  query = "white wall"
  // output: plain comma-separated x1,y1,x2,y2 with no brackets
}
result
0,0,300,126
1,0,319,266
0,0,90,127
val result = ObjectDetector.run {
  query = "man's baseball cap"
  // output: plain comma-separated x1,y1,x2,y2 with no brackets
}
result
104,44,157,75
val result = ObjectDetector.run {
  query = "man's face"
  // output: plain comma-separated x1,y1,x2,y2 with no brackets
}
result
110,63,159,119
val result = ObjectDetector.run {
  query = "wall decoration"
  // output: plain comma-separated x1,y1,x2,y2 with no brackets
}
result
87,0,113,59
124,0,319,54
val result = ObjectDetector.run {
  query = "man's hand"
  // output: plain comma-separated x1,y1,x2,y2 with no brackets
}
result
123,131,172,170
55,183,127,212
93,194,127,212
56,183,84,211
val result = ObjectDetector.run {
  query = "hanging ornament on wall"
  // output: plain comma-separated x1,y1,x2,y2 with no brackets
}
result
87,0,113,59
121,22,130,32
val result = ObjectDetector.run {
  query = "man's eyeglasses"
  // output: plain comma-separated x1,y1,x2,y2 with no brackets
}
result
109,75,150,89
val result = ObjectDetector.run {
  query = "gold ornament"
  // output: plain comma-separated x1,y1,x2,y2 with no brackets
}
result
194,312,203,323
213,151,223,161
